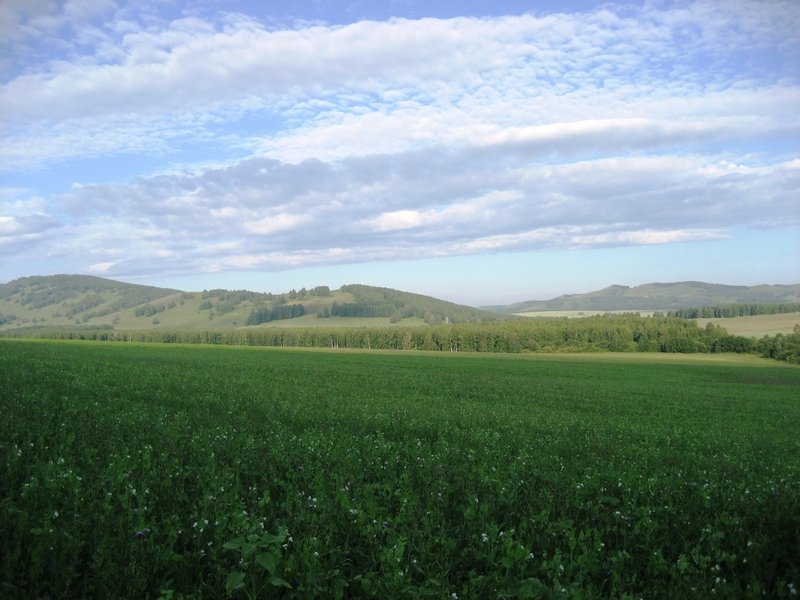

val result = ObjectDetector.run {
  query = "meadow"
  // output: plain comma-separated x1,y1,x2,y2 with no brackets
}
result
695,312,800,338
1,340,798,599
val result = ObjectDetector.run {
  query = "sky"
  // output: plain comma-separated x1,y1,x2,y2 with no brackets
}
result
1,0,798,306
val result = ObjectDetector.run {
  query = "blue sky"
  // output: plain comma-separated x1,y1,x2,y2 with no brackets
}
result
1,0,798,306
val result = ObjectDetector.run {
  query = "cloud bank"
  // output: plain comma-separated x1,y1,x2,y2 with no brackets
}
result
1,0,798,281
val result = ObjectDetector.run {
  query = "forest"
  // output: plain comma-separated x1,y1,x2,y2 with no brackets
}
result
4,314,799,363
667,302,800,318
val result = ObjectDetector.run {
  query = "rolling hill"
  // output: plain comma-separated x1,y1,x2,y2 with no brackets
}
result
2,276,799,334
0,275,512,331
489,282,800,314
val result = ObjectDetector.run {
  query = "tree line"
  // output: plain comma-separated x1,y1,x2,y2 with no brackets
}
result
322,301,397,318
245,303,306,325
6,314,798,360
668,303,800,319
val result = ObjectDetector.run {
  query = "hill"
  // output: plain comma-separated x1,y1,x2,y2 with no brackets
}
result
490,282,800,314
0,275,511,331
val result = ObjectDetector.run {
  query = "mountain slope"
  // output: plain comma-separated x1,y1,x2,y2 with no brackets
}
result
489,282,800,314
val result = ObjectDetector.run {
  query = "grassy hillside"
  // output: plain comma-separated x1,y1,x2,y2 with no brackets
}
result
0,274,180,329
493,281,800,313
0,275,509,331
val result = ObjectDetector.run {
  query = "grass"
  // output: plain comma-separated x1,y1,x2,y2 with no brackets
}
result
1,340,798,599
514,310,800,338
696,312,800,338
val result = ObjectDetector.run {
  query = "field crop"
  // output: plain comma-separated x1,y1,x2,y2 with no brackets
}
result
1,340,799,598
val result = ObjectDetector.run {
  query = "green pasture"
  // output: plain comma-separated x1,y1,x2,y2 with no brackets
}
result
1,340,798,599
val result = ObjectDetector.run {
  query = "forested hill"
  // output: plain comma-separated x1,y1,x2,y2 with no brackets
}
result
337,284,513,325
0,274,179,319
0,275,512,330
490,282,800,314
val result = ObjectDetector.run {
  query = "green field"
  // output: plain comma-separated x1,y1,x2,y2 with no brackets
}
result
1,341,799,598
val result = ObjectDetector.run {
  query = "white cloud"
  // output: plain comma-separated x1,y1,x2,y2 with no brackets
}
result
367,209,431,232
1,1,797,280
0,216,20,235
33,145,796,280
245,213,312,235
87,261,115,273
569,229,728,246
4,3,797,124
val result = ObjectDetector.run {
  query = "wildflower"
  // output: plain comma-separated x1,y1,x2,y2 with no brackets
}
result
481,533,488,543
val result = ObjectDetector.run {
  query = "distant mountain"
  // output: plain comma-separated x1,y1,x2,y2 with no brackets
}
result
0,274,511,330
488,282,800,314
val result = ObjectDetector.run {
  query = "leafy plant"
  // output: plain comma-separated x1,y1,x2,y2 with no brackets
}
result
223,524,292,598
